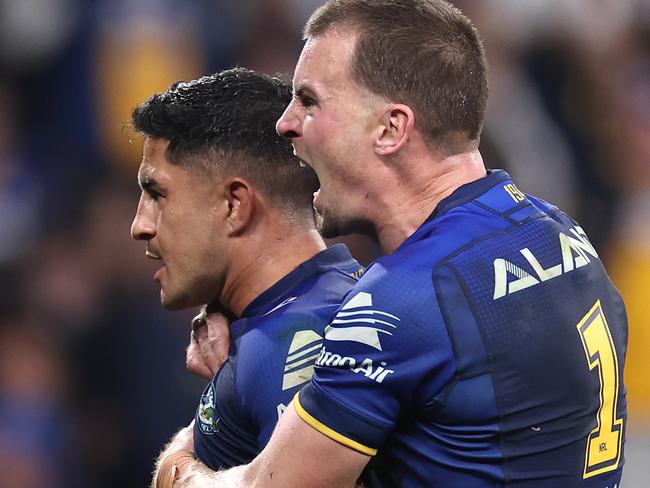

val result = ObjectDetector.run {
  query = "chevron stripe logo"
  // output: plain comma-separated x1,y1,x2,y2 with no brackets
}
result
324,292,400,351
282,330,323,390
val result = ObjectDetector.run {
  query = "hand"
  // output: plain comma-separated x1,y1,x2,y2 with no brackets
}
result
154,421,196,488
186,304,231,380
169,420,195,453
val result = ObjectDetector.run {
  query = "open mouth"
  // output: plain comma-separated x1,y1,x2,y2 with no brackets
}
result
145,250,162,260
292,146,309,168
313,188,322,210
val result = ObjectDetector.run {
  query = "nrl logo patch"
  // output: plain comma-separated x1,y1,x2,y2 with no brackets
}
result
197,383,220,435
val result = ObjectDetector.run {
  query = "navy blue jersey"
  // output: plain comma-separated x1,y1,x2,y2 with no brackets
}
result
297,170,627,487
193,244,363,469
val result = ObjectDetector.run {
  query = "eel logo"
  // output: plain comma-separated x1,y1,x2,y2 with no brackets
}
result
197,383,220,435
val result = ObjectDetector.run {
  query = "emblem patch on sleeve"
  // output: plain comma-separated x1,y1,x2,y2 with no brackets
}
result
197,383,220,434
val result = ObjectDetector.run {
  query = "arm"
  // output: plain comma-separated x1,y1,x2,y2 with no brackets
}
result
154,306,232,488
152,422,196,488
173,402,370,488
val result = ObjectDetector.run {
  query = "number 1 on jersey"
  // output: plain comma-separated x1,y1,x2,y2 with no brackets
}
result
576,300,624,478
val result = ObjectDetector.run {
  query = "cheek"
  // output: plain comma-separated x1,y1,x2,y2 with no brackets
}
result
155,212,188,261
304,114,337,146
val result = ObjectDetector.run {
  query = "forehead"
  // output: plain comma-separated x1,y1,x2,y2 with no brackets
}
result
137,137,177,183
142,136,168,160
294,28,358,94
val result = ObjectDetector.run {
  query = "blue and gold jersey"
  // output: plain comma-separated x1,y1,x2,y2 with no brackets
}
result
297,170,627,487
193,244,363,469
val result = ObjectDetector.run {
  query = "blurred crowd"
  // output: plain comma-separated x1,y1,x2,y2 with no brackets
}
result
0,1,648,486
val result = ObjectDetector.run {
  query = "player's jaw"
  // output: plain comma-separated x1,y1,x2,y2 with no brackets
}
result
145,247,165,281
292,147,363,238
155,256,222,312
312,185,365,239
157,266,200,311
144,244,187,310
144,244,175,307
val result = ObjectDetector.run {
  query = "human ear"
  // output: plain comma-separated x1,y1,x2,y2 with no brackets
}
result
222,177,255,236
374,104,415,156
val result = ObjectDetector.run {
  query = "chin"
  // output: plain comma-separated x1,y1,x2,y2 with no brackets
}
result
315,206,343,239
317,216,341,239
161,280,220,311
318,210,375,240
160,289,196,311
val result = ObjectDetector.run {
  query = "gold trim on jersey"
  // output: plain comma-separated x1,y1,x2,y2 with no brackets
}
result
292,394,378,456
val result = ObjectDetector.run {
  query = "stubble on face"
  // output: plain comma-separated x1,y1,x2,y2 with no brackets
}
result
314,202,340,239
292,29,383,241
139,139,226,311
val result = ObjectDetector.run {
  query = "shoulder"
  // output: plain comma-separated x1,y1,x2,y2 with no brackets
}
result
302,259,364,307
234,294,337,405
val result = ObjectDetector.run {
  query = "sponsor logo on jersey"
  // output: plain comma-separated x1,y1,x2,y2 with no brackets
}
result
197,383,220,435
324,292,400,351
315,346,395,384
276,402,287,421
493,225,599,300
282,330,323,390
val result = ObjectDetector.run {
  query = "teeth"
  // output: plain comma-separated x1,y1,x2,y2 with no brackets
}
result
146,251,162,260
299,160,307,168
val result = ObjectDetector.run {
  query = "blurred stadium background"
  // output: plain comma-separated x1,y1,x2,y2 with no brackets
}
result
0,0,648,486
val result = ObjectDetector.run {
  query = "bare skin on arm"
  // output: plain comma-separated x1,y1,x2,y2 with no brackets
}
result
153,422,196,488
152,307,232,488
158,306,370,488
156,308,371,488
174,403,370,488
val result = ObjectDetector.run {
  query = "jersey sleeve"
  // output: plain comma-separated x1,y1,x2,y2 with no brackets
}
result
193,358,260,470
295,263,456,455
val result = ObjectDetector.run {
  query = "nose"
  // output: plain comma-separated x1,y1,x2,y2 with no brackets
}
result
276,101,302,139
130,198,156,241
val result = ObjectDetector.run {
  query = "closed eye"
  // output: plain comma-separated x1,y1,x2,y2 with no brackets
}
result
300,95,316,108
147,188,163,201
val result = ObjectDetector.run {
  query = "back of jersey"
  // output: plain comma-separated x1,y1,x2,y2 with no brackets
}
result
298,172,627,487
439,195,627,486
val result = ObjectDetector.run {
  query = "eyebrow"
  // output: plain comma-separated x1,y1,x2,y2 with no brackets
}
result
138,174,158,191
294,84,318,101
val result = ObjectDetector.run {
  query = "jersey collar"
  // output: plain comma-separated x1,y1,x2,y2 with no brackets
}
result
240,244,356,318
391,169,512,254
428,169,511,221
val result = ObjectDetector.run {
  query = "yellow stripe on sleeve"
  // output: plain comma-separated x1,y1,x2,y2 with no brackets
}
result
292,394,378,456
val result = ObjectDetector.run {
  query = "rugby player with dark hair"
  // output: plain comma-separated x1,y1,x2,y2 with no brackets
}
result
130,68,363,487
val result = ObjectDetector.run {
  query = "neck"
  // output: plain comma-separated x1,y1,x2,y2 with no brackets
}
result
370,149,487,253
219,223,326,317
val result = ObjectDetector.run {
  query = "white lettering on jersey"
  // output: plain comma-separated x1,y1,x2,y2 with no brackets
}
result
315,347,395,384
493,226,599,300
324,292,400,351
276,402,287,421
